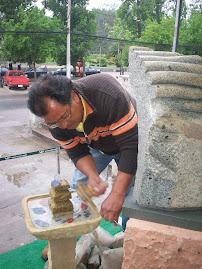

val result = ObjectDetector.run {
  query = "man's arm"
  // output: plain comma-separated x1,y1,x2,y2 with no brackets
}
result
77,155,133,225
100,171,133,224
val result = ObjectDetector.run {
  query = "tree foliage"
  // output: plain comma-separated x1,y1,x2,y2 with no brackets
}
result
1,6,60,79
92,8,117,36
0,0,34,22
42,0,88,25
107,17,134,66
179,9,202,55
42,0,97,66
70,6,96,66
139,1,202,56
89,8,117,55
139,17,175,50
117,0,166,38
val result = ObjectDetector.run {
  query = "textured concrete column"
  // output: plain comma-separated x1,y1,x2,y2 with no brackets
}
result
122,219,202,269
129,48,202,209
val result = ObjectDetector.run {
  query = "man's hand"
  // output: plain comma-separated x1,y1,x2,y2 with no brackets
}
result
76,155,107,196
100,171,133,226
100,191,124,225
87,175,107,196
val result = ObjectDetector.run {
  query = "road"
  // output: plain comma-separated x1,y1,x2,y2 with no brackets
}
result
0,87,30,126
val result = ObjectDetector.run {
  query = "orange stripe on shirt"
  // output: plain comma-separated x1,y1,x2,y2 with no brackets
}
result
57,139,79,149
112,113,137,136
87,103,137,141
57,103,137,149
57,134,90,149
88,126,112,142
110,104,137,136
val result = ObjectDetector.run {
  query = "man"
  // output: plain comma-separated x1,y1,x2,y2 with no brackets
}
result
9,62,13,70
28,73,138,259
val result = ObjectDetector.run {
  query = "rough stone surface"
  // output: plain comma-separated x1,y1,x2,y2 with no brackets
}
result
129,47,202,209
122,219,202,269
100,247,123,269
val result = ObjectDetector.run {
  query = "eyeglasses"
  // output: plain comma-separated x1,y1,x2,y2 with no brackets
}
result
45,105,71,129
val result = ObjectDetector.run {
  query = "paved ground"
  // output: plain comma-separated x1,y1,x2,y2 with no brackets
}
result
0,85,115,254
0,110,75,253
0,85,75,254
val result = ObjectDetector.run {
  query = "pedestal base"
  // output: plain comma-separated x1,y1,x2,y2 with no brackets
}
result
48,237,76,269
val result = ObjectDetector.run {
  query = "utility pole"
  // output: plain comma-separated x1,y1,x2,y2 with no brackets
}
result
120,48,123,76
137,0,141,38
66,0,71,78
172,0,182,52
99,47,101,67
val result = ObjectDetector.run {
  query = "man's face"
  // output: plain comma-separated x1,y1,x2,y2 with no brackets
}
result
43,93,83,129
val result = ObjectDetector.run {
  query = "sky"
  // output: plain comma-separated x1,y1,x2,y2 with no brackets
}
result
86,0,122,10
36,0,122,14
36,0,192,15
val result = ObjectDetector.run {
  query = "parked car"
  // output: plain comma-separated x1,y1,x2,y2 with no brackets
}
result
52,66,100,76
2,70,30,89
52,67,67,76
85,67,100,76
24,67,47,78
51,67,75,76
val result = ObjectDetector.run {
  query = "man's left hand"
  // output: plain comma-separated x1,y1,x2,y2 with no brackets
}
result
100,191,124,225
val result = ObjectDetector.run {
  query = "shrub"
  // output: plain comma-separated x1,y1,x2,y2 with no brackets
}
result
96,57,107,67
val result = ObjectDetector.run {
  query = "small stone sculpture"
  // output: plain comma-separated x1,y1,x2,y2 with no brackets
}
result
49,179,73,216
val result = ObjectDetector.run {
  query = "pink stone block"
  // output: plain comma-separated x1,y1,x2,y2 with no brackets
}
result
122,219,202,269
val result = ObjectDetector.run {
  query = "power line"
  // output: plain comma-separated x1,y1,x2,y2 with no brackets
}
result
0,30,201,49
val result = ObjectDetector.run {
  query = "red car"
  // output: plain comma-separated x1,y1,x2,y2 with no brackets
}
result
2,70,30,89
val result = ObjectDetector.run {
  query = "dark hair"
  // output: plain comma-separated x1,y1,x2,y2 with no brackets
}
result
27,74,76,117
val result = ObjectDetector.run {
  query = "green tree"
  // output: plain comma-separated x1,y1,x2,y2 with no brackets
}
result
42,0,97,66
108,17,134,41
179,10,202,55
117,0,166,38
2,6,60,80
139,2,202,56
139,17,175,50
108,17,134,67
93,8,116,36
0,0,34,22
90,8,117,55
42,0,88,25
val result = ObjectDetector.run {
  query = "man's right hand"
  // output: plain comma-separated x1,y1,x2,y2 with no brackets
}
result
75,155,108,196
87,175,108,196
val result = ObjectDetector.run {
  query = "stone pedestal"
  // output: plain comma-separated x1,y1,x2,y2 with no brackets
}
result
122,219,202,269
22,193,102,269
48,238,76,269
